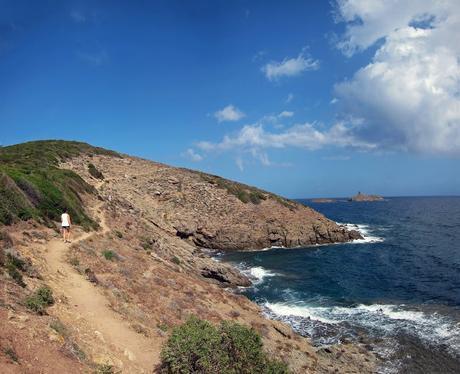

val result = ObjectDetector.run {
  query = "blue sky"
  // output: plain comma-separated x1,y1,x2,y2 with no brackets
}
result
1,0,459,198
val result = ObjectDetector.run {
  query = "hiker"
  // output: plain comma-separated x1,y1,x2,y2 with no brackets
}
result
61,208,72,243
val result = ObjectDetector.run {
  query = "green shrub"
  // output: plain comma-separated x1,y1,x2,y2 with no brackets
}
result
0,140,119,228
95,363,117,374
50,319,68,336
88,163,104,180
115,230,123,239
171,256,181,265
69,257,80,267
102,250,115,261
160,316,289,374
3,346,19,363
140,237,154,250
249,191,266,205
5,253,26,287
25,286,54,314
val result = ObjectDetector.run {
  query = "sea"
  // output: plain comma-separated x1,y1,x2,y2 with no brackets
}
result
219,196,460,374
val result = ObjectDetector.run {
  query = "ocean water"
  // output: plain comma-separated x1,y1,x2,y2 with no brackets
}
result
220,197,460,373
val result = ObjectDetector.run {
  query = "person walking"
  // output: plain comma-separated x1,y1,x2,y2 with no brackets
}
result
61,208,72,243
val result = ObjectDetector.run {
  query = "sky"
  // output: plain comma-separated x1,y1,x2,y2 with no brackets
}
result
1,0,459,198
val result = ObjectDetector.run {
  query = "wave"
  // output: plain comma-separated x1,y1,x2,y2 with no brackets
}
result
263,301,460,357
243,266,279,284
338,222,385,243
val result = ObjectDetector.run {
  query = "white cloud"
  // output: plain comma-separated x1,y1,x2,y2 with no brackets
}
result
70,10,87,23
197,121,374,155
261,50,319,81
334,0,460,155
252,50,267,62
214,105,246,123
235,156,244,171
278,111,294,118
285,93,294,103
184,148,203,162
323,155,351,161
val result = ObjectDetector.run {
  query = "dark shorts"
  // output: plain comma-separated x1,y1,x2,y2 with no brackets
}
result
62,225,70,230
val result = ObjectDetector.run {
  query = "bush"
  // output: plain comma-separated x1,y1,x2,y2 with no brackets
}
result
115,230,123,239
5,253,26,287
25,286,54,314
95,363,116,374
69,257,80,267
102,250,115,261
160,316,289,374
171,256,181,265
0,140,119,228
88,163,104,180
3,346,19,363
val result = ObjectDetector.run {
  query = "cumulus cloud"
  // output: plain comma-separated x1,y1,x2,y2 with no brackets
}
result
183,148,203,162
214,105,245,123
278,111,294,118
334,0,460,155
197,121,374,155
261,50,319,81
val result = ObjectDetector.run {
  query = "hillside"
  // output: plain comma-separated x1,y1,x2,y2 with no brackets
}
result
0,140,375,373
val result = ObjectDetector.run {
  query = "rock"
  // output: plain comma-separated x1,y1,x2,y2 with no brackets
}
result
124,348,136,361
350,192,384,202
311,198,335,203
201,264,251,287
85,268,99,284
174,221,196,239
94,330,105,342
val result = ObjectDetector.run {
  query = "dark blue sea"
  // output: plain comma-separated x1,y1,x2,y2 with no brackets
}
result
220,197,460,373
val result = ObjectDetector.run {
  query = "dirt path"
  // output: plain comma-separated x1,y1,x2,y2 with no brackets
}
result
44,198,161,373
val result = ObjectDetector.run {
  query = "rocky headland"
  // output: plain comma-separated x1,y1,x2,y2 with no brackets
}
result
0,141,376,373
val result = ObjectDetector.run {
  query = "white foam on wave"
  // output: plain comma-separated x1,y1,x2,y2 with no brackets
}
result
242,266,279,284
339,223,385,243
264,302,337,324
263,301,460,355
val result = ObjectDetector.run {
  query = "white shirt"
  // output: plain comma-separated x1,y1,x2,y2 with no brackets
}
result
61,213,70,227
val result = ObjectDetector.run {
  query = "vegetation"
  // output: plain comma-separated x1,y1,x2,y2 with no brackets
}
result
88,163,104,180
171,256,181,265
69,256,80,267
114,230,123,239
50,319,68,336
197,171,296,209
160,316,289,374
3,346,19,363
102,250,115,261
0,140,120,228
25,285,54,314
4,253,27,287
140,237,154,251
94,363,117,374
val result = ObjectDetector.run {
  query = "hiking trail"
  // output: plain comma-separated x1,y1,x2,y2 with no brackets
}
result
44,188,161,373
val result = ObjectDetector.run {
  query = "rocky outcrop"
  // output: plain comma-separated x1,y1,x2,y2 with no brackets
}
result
201,264,251,286
350,192,384,202
62,154,362,252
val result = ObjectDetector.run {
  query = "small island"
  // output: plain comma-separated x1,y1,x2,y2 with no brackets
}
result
349,192,384,202
311,198,336,203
